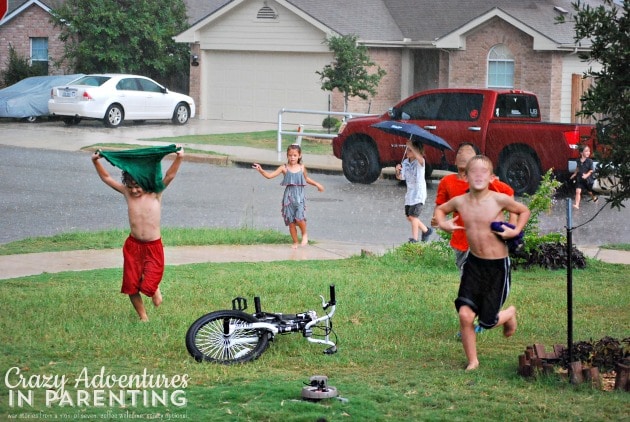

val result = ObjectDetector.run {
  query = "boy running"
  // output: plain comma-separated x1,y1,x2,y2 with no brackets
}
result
434,155,530,370
91,146,184,321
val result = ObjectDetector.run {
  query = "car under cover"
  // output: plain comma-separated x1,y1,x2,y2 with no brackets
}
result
0,74,84,119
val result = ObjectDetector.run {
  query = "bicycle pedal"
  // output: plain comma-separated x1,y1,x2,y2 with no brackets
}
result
231,297,248,311
323,346,337,355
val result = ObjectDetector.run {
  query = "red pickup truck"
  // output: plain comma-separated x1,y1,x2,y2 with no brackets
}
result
332,88,597,195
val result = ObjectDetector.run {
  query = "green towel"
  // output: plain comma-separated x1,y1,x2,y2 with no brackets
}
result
100,144,180,193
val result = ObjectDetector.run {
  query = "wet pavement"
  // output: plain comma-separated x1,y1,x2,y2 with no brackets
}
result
0,118,628,280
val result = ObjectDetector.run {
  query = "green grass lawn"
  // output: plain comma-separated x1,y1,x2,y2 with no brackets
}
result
148,130,335,155
1,231,628,421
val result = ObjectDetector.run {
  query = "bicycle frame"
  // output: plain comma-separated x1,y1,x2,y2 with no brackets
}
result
186,285,337,364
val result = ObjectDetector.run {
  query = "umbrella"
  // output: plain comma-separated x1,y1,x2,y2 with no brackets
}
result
371,121,453,151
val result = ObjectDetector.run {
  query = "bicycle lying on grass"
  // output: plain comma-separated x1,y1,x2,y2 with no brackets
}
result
186,285,338,364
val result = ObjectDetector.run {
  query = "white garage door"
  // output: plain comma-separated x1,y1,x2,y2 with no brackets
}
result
203,51,331,125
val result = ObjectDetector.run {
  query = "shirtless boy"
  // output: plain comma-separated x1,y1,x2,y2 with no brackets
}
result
92,147,184,321
434,155,530,370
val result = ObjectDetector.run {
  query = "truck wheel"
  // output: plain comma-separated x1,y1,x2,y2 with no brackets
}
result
341,138,381,184
498,151,541,196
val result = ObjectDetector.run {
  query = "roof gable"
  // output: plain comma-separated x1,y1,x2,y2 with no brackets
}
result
434,7,559,50
1,0,53,25
177,0,340,43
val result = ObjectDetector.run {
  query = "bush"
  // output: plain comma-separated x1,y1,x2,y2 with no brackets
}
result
1,44,45,87
559,337,630,372
322,116,340,129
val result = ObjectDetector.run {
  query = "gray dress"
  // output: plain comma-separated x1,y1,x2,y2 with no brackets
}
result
280,165,306,225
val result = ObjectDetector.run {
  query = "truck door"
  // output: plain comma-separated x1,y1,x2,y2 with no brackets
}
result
398,92,485,169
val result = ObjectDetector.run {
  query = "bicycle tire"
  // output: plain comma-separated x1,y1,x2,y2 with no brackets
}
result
185,310,270,364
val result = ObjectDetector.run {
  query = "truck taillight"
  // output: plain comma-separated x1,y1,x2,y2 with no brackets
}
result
563,130,580,149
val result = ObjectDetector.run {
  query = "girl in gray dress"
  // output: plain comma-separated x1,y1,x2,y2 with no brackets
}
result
252,144,324,248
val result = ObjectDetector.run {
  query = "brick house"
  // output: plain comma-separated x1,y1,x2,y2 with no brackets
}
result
177,0,605,125
2,0,604,123
0,0,69,83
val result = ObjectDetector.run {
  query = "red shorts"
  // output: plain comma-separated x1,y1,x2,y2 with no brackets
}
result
121,236,164,297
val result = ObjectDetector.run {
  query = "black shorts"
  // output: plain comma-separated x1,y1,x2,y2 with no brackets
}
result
405,203,423,217
455,253,511,329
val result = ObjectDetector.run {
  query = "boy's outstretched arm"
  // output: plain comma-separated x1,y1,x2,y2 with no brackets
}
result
92,151,125,193
163,146,184,188
435,199,465,233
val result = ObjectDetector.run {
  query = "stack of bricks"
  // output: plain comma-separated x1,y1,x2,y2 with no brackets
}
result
517,344,563,378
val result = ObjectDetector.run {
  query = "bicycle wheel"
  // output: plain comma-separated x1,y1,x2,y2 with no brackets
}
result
185,310,270,364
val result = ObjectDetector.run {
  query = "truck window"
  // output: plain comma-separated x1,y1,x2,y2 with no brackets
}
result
399,93,483,121
495,94,540,118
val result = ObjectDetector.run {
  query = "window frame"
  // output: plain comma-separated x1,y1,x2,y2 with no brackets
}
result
487,44,515,89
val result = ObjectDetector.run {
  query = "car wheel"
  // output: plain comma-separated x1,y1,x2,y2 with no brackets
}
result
25,116,38,123
341,136,381,184
62,117,81,126
498,150,541,196
103,104,124,128
172,103,190,125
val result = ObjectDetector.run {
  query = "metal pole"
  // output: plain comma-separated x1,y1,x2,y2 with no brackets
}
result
566,198,574,366
277,110,283,162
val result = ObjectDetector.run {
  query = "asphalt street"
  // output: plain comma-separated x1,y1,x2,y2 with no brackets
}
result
0,145,414,247
1,119,628,247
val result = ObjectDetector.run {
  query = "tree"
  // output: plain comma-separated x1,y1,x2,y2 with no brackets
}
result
316,34,386,112
50,0,190,92
559,0,629,208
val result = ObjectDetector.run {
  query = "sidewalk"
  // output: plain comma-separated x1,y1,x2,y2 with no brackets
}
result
0,241,392,280
1,242,627,281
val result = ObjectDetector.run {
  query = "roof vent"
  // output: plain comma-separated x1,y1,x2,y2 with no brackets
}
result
554,6,569,14
257,5,278,19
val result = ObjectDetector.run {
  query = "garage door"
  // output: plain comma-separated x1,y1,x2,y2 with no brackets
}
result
203,51,331,125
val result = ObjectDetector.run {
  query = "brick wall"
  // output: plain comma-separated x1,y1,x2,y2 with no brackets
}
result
0,5,69,78
447,17,562,121
331,19,564,122
330,48,402,116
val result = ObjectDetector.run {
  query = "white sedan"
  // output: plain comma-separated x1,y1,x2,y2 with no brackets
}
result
48,74,195,127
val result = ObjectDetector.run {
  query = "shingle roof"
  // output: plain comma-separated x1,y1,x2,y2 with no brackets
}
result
183,0,609,46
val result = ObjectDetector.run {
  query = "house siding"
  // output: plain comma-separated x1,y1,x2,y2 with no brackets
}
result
0,4,67,79
198,1,329,53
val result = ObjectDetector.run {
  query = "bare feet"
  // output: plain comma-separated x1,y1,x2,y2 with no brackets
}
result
301,234,308,246
152,288,163,307
466,360,479,371
503,314,517,337
573,204,579,209
291,243,299,249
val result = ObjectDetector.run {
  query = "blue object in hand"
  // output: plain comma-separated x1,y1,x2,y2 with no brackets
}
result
490,221,524,253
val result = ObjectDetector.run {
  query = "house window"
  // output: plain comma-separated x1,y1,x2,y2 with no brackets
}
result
487,44,514,88
257,5,277,20
31,37,49,74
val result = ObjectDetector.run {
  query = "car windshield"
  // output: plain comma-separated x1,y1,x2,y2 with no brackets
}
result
71,76,111,87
